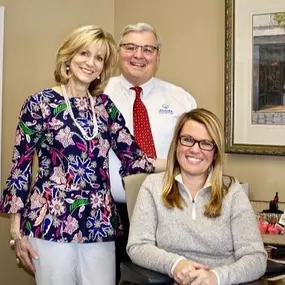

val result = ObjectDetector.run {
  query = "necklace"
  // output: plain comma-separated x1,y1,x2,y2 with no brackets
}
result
61,84,98,140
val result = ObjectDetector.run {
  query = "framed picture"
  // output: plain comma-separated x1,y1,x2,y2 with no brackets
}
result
225,0,285,155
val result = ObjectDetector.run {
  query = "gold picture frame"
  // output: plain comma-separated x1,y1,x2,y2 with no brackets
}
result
224,0,285,155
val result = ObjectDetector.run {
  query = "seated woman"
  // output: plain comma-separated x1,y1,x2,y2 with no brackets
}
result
127,108,267,285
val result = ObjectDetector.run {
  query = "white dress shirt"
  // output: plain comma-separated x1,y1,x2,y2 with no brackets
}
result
104,75,197,202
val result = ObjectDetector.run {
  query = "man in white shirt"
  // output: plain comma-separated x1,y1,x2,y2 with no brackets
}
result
104,22,197,284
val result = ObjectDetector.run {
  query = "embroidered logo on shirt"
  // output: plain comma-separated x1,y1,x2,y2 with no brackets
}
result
159,104,173,114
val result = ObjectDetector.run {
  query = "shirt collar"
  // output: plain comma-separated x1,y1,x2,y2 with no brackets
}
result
175,170,213,191
119,74,154,97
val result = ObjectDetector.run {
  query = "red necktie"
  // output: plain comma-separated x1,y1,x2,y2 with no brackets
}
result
131,86,157,158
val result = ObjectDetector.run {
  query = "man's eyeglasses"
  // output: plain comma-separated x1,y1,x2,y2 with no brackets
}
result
119,43,159,55
179,136,216,151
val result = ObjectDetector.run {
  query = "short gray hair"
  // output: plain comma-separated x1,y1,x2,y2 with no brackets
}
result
119,23,162,51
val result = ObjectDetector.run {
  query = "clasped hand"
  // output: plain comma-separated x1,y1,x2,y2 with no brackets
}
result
173,259,217,285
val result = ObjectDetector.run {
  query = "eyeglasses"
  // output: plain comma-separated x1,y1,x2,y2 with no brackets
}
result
119,43,159,55
179,135,216,151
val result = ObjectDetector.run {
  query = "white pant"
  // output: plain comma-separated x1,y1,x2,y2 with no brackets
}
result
29,237,115,285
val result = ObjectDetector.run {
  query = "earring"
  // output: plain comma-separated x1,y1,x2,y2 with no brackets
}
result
97,75,100,79
66,66,70,71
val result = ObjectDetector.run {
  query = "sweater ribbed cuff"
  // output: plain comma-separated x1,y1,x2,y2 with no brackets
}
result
170,257,186,276
211,269,220,285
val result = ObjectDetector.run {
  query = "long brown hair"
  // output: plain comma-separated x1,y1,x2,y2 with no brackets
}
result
162,108,233,218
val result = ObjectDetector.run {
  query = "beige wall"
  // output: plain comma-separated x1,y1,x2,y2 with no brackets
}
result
114,0,285,202
0,1,114,284
1,0,284,284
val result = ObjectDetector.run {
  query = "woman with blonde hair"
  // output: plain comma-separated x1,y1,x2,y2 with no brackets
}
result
1,25,165,285
127,108,267,285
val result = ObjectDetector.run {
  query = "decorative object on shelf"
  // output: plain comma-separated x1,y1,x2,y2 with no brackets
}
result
252,199,285,236
263,192,283,214
257,213,284,235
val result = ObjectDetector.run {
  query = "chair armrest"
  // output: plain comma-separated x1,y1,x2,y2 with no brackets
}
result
120,261,174,284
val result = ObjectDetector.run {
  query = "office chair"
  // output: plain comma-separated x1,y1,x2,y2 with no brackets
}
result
119,173,174,285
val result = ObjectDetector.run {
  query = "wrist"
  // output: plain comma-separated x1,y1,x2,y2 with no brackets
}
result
10,231,24,245
210,270,220,285
171,257,186,276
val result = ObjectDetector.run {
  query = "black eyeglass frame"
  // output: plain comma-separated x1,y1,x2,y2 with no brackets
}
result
119,43,159,54
179,135,216,151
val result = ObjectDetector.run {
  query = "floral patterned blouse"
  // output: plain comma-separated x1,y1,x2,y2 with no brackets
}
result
0,88,155,243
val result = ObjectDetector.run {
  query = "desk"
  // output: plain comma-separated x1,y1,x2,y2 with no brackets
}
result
121,258,285,285
262,234,285,246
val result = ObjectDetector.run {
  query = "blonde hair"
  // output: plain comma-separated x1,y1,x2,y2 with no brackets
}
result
162,108,233,218
54,25,117,96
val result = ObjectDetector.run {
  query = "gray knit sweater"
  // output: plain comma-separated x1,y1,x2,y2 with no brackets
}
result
127,172,267,285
